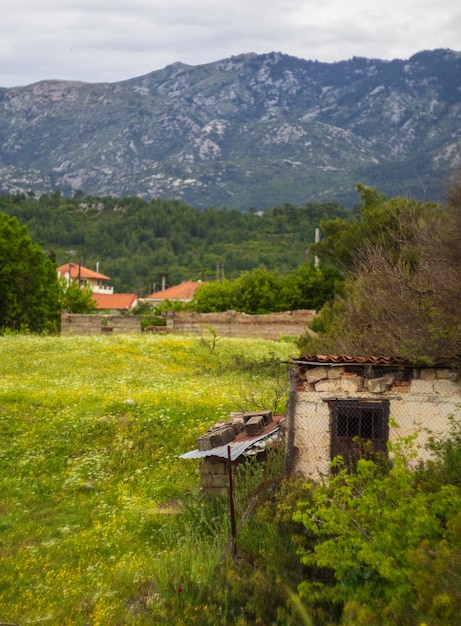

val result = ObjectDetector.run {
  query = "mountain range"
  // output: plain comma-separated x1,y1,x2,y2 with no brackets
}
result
1,48,460,210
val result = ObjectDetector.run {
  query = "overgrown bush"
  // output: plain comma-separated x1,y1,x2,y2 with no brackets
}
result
302,179,461,361
293,424,461,625
140,316,167,330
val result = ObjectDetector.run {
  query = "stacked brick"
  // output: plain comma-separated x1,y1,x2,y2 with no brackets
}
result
200,457,229,497
196,410,273,451
198,410,274,497
196,424,238,451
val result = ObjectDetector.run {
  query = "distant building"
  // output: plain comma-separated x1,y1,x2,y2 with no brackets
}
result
57,263,137,313
92,292,138,313
146,280,205,305
56,263,113,295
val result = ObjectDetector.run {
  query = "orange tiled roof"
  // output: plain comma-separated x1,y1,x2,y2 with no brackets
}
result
296,355,411,365
146,281,205,301
293,354,461,367
57,263,111,281
92,293,138,310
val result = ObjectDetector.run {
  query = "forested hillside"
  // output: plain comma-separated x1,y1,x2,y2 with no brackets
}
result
0,191,349,293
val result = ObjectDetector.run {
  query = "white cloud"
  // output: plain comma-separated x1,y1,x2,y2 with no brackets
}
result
0,0,459,87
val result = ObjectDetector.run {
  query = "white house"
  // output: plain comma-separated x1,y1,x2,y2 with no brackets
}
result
56,263,114,295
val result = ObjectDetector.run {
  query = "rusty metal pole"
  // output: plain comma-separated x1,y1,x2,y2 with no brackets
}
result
283,368,297,479
227,445,237,558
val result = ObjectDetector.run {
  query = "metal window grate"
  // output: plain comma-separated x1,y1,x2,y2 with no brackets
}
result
330,400,390,468
336,406,385,440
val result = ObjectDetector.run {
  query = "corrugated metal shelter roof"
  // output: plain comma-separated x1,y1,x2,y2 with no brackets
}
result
180,415,284,462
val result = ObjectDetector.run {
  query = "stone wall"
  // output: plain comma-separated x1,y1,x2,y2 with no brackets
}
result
61,314,143,335
292,364,461,480
167,309,315,339
61,309,315,339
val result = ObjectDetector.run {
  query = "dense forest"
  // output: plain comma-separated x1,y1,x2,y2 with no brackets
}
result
0,191,350,294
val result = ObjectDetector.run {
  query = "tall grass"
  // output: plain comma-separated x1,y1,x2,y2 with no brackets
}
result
0,334,295,624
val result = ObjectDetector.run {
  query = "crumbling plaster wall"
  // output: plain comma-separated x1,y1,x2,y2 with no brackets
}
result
293,365,461,480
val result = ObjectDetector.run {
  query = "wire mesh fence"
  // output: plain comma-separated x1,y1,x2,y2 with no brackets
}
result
289,360,461,480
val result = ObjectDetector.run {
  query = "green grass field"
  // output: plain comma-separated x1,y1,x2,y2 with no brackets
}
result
0,333,295,624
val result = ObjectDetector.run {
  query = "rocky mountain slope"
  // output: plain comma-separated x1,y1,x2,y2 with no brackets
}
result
0,48,460,209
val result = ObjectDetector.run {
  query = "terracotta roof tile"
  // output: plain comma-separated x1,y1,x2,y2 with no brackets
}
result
297,355,410,365
92,293,138,310
57,263,111,281
147,281,205,301
293,354,461,367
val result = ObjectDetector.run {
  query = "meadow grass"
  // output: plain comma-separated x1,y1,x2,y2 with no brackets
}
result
0,333,295,624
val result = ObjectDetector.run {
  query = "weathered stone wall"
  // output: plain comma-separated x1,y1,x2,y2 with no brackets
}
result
293,365,461,480
61,310,315,338
167,309,315,339
61,314,143,335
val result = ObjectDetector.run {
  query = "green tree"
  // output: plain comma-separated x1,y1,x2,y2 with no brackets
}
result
310,184,439,272
58,278,96,314
191,265,341,314
0,213,60,332
1,191,348,293
294,430,461,625
280,264,342,311
232,268,282,313
301,180,461,361
190,279,237,312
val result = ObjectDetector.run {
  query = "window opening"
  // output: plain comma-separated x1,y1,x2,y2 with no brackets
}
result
330,399,389,470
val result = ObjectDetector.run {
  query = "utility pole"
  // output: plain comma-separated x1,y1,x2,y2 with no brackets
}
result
314,228,320,270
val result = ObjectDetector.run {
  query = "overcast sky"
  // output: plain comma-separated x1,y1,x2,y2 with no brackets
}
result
1,0,459,88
